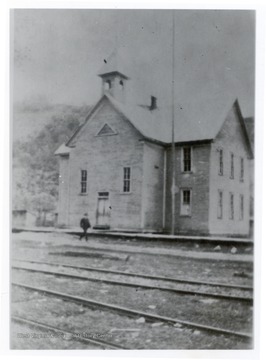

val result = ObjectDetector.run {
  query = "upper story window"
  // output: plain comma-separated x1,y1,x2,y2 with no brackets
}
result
230,153,234,179
240,157,244,182
182,147,192,172
218,149,223,176
123,167,131,193
180,189,192,216
217,190,223,219
229,192,234,220
81,170,87,194
240,194,244,220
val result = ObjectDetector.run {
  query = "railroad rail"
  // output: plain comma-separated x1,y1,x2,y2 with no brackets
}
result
12,315,126,350
12,281,252,341
12,258,253,290
12,259,253,304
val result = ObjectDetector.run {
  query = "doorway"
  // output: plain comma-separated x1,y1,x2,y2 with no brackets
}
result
95,192,111,229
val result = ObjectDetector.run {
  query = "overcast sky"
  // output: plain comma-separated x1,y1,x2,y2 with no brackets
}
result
12,9,255,117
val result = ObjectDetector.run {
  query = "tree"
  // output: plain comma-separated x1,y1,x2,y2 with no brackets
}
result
31,193,56,226
12,103,91,225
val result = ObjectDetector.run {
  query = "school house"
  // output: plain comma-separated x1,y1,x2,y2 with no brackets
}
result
55,53,253,236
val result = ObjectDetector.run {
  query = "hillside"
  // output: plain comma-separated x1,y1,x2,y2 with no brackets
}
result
13,102,91,141
12,102,91,224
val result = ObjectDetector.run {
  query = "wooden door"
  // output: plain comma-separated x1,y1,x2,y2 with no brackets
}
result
96,192,110,227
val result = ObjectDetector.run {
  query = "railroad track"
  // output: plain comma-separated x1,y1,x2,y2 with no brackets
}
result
12,315,127,350
12,281,252,341
12,259,253,303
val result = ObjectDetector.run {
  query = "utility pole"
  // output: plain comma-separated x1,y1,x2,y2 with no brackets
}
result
171,11,176,235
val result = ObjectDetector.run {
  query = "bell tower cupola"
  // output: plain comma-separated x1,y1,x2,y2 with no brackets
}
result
98,50,129,103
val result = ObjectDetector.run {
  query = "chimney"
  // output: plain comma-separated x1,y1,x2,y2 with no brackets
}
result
150,96,157,110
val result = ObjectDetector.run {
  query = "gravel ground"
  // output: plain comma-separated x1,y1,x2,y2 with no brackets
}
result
12,269,253,334
88,235,253,255
11,287,252,350
10,231,254,349
13,229,253,254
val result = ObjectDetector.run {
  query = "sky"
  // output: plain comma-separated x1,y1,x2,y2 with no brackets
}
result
12,9,255,117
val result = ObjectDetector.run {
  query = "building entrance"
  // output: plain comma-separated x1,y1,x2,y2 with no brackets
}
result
95,192,111,229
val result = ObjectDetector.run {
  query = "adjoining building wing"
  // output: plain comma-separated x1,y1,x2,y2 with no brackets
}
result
213,99,253,159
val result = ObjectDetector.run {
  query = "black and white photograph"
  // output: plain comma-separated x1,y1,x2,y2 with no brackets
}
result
9,7,257,352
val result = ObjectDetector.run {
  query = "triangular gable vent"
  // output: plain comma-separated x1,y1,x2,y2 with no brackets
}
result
96,123,117,136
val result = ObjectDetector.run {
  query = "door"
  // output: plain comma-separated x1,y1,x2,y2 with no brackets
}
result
96,192,111,228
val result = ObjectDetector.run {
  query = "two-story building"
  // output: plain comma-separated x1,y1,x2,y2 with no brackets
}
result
55,54,253,236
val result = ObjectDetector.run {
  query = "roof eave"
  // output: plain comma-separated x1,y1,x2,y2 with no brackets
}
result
139,137,168,146
98,71,130,80
165,138,213,147
234,100,254,159
54,151,70,156
66,96,107,147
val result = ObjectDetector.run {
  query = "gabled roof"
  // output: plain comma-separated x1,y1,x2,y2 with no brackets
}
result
105,94,170,143
218,100,253,159
55,93,253,156
231,101,254,158
107,94,253,146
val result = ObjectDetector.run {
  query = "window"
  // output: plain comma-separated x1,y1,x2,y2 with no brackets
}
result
96,123,117,137
98,192,109,198
104,80,112,90
229,193,234,220
80,170,87,194
180,189,192,216
182,147,192,172
119,80,124,89
230,153,234,179
240,158,244,182
217,190,223,219
218,149,223,175
240,195,244,220
123,167,131,193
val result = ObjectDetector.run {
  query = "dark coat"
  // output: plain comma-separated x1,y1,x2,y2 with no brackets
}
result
80,217,91,230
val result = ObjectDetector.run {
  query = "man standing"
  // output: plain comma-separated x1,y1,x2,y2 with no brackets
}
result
79,213,91,241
